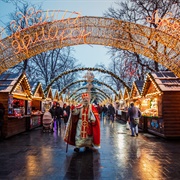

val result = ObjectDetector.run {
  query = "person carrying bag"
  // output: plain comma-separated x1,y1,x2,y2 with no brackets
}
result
127,103,141,137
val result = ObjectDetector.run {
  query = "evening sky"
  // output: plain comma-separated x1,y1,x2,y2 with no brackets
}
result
0,0,116,67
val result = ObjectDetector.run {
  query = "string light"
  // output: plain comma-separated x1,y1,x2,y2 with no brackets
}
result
32,82,45,100
0,15,179,77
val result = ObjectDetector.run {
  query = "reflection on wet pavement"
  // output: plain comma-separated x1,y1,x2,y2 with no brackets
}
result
1,118,180,179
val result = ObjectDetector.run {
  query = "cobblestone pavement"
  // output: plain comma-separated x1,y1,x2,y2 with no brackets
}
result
1,118,180,180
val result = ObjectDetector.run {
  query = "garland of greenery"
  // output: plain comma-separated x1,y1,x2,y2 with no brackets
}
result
59,79,118,97
69,87,110,100
44,67,130,93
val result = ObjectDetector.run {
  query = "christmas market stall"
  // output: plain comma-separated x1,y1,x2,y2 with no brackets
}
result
0,72,32,138
121,87,130,121
141,71,180,138
30,82,45,130
129,80,144,130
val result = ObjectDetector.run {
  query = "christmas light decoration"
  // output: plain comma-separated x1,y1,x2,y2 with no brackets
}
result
0,15,179,77
45,67,130,93
59,79,118,97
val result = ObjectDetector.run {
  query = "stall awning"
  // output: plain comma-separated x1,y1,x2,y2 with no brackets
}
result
32,96,43,101
12,93,31,101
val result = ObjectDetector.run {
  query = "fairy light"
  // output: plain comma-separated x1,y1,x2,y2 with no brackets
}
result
45,87,53,101
12,73,32,98
146,10,180,38
0,15,179,77
123,87,130,100
33,83,45,99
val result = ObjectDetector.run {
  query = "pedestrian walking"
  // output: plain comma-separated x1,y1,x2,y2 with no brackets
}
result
107,103,116,122
102,105,108,119
127,102,141,137
55,103,63,130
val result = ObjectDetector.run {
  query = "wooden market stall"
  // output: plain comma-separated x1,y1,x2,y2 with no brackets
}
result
30,82,45,130
0,72,32,138
129,80,144,130
141,71,180,138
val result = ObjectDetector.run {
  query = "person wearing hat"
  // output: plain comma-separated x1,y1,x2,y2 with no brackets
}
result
64,93,100,152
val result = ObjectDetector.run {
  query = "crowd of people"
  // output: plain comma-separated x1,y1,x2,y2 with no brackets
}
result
93,102,142,138
42,99,142,150
0,92,141,150
48,102,70,131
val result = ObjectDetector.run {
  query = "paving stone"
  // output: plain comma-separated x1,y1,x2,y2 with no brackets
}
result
1,119,180,179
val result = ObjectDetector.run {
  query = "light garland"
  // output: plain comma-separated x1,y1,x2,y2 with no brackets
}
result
53,90,59,101
146,10,180,38
45,87,53,100
33,82,45,99
47,67,130,94
141,73,163,97
0,16,179,77
68,87,110,100
58,79,118,97
12,73,32,98
123,87,130,100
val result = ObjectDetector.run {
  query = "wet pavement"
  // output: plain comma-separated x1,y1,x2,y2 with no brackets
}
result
1,118,180,180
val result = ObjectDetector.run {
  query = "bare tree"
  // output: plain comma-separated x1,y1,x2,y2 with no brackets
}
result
104,0,180,89
28,47,81,91
6,3,42,73
6,2,81,91
1,0,25,3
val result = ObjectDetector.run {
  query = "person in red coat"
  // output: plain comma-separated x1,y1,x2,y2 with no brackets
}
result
64,93,100,152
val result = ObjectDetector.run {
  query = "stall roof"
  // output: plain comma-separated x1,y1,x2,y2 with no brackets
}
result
142,71,180,96
45,86,53,100
153,71,180,91
0,72,22,92
31,82,45,99
52,89,59,101
118,90,123,99
111,94,115,100
123,87,130,100
130,80,144,99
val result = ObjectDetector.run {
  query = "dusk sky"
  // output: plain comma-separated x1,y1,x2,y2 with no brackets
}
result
0,0,116,67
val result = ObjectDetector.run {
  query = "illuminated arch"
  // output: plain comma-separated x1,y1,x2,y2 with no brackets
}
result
74,94,105,103
68,87,111,100
0,16,179,77
59,79,118,96
72,90,109,103
46,68,130,92
73,93,106,102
